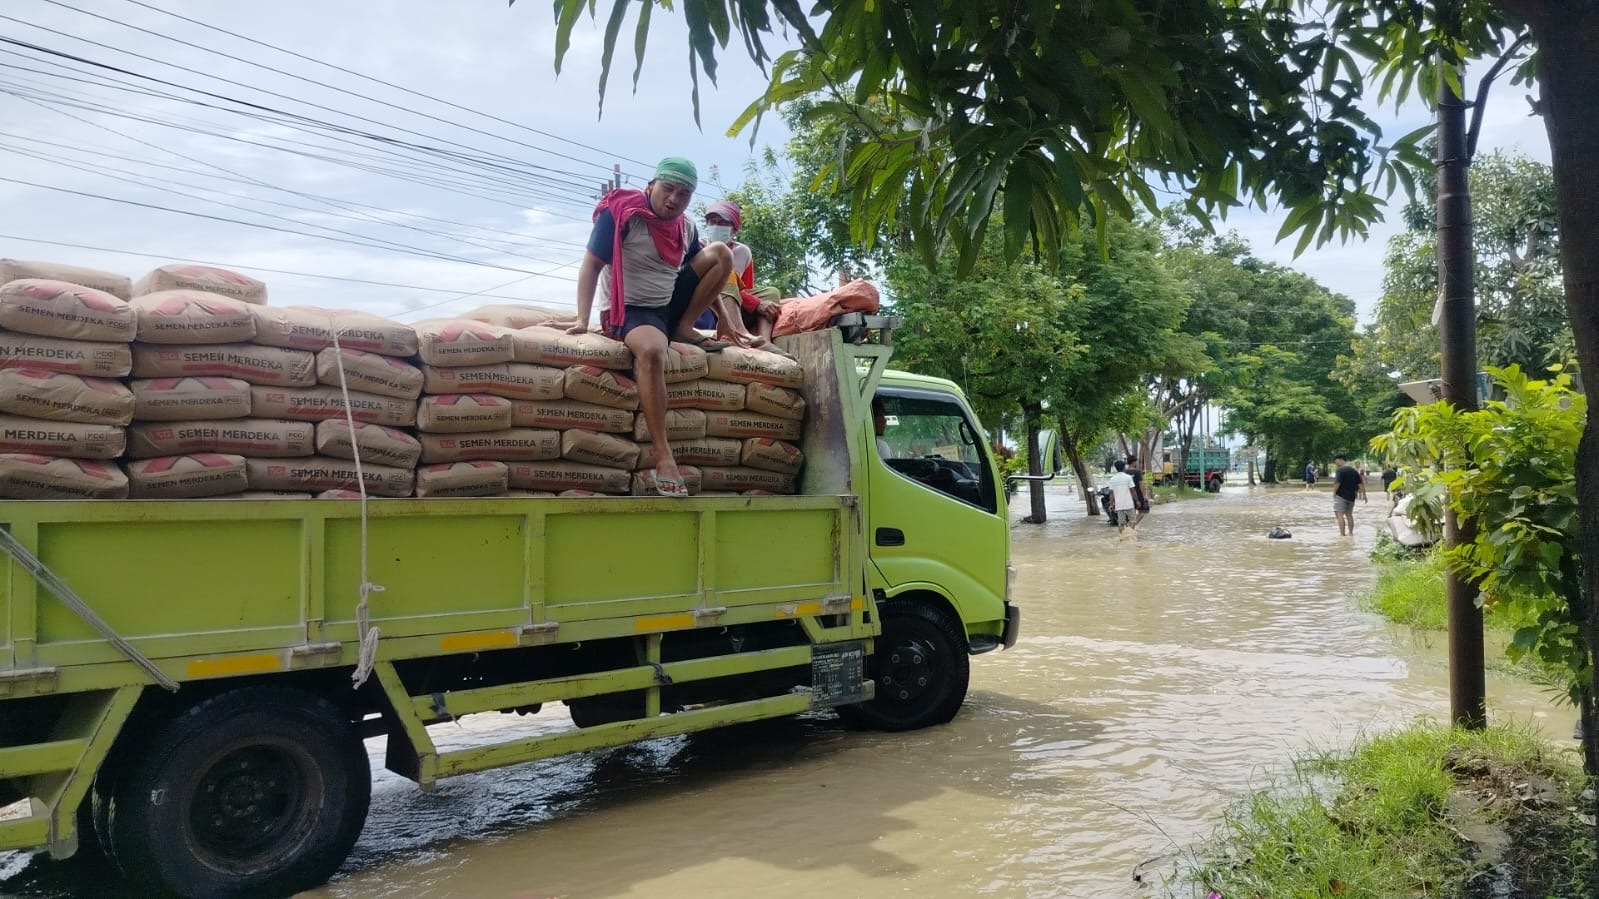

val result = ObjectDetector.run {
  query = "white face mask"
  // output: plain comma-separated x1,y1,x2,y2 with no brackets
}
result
703,224,733,244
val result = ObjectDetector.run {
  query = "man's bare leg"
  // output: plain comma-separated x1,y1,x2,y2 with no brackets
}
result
624,325,683,494
672,243,732,343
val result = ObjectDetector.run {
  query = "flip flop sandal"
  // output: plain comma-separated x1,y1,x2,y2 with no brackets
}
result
684,335,731,353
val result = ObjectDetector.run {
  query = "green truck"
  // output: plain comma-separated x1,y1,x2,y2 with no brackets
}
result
1154,446,1229,491
0,323,1020,897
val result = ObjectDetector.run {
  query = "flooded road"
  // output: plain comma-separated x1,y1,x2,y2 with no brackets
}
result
1,486,1568,898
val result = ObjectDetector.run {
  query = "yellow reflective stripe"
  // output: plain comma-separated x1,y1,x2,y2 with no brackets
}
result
440,631,517,652
186,653,282,678
634,613,695,632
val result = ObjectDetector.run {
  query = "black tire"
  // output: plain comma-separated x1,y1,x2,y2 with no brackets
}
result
103,686,370,899
838,600,970,732
1207,476,1223,493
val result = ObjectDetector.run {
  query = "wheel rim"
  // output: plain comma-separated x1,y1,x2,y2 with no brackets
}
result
186,740,319,874
876,635,939,706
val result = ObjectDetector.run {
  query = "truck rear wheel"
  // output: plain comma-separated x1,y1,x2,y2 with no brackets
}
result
103,686,370,898
839,600,969,732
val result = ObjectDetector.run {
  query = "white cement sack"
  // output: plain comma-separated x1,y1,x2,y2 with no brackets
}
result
0,333,131,377
316,347,423,400
249,385,416,427
505,460,632,494
330,310,417,357
0,414,124,459
503,490,557,497
704,346,805,388
695,381,747,412
0,368,133,425
634,437,743,469
563,366,638,410
462,304,563,329
316,489,367,499
129,291,256,344
558,489,600,497
665,381,701,410
417,394,512,433
741,438,804,475
560,429,640,470
0,259,131,299
0,453,127,499
515,328,631,369
128,418,313,459
130,377,251,421
125,453,249,499
134,264,266,305
250,305,333,351
419,428,560,464
131,343,315,386
704,410,802,441
509,399,631,433
630,466,703,496
0,279,137,342
700,465,796,494
315,419,422,469
415,460,509,498
204,490,311,500
663,341,708,383
414,319,514,367
632,408,707,443
421,363,564,401
245,455,414,496
744,382,806,421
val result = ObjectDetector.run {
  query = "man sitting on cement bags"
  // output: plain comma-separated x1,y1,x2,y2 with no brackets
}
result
571,156,731,496
694,200,782,350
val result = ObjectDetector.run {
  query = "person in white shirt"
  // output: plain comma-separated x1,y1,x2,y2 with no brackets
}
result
1106,460,1137,534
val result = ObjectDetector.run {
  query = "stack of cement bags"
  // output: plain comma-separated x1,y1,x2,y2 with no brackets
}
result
0,260,136,498
672,347,807,496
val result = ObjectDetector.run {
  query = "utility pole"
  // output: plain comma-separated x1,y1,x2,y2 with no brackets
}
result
1436,62,1486,730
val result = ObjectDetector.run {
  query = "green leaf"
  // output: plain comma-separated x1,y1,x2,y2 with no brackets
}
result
1003,164,1032,262
552,0,588,74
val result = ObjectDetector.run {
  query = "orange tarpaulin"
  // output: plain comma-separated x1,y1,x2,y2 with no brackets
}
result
772,279,880,338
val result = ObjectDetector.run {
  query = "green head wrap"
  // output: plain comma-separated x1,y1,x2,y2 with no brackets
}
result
653,156,698,190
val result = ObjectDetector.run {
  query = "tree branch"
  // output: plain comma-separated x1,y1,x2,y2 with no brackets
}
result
1467,32,1532,161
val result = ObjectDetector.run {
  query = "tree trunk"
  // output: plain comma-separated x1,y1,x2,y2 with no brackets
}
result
1247,456,1257,486
1061,429,1100,516
1022,400,1047,524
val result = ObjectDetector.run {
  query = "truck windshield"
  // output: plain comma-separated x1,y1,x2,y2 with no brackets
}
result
876,392,996,512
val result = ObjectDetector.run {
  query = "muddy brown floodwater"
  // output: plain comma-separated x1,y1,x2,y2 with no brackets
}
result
0,485,1571,899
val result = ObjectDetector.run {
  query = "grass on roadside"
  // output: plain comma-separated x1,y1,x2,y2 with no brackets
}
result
1190,724,1596,899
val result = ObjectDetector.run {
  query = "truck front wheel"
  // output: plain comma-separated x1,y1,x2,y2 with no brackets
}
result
103,686,370,898
839,600,970,732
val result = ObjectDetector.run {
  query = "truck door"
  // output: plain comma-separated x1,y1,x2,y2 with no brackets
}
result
865,389,1007,626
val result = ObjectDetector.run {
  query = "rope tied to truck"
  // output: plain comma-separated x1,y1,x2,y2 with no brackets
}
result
327,325,385,688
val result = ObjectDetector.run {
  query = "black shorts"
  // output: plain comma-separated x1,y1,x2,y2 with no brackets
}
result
606,268,700,339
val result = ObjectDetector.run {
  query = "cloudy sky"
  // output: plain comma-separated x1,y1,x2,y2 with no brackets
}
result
0,1,1553,324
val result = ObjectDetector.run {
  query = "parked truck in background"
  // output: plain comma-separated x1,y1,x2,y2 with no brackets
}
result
0,321,1020,898
1154,446,1228,491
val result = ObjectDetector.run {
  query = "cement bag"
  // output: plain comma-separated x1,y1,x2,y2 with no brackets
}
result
415,460,509,498
700,465,796,494
204,491,312,500
509,399,632,433
316,489,366,499
414,319,514,367
419,428,560,464
704,410,802,441
462,303,563,329
316,347,423,400
632,408,706,443
745,382,806,421
250,385,417,427
0,453,127,499
331,310,418,357
245,455,414,497
422,362,563,401
663,341,708,383
558,489,600,497
630,466,703,496
249,306,332,351
0,368,134,425
125,453,248,499
695,381,746,412
503,489,557,497
560,429,640,470
505,460,632,494
1,259,131,299
665,382,701,410
0,279,137,342
131,343,315,386
0,414,124,458
129,290,256,344
130,377,251,421
704,346,804,388
128,418,314,459
314,419,422,469
515,328,631,370
772,278,879,338
417,394,512,433
0,333,131,377
741,438,804,475
134,264,266,305
564,366,638,410
634,437,742,469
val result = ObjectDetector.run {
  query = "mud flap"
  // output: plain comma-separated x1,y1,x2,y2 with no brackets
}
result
809,641,869,708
